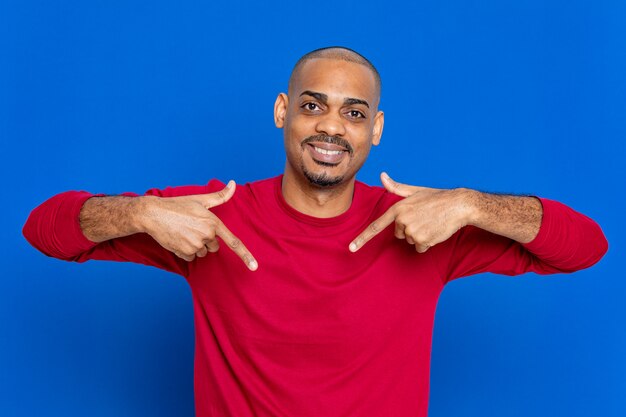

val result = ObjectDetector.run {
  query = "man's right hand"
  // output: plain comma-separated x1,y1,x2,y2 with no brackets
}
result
140,180,258,270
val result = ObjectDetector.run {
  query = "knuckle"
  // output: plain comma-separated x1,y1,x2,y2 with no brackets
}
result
369,221,380,233
229,238,241,249
179,252,193,261
416,233,429,244
395,217,408,228
203,227,216,239
182,243,197,256
200,221,216,236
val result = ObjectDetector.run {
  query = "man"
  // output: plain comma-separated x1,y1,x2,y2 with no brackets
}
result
23,47,607,416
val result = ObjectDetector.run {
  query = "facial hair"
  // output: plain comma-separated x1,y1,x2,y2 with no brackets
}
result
300,134,354,188
300,134,354,155
302,167,343,187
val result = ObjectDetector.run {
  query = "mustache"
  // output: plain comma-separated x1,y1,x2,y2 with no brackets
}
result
301,134,354,155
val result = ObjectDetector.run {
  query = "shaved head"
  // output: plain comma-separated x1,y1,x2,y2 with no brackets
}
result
288,46,381,97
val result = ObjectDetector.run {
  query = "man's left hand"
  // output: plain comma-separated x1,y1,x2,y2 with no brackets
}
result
349,172,471,253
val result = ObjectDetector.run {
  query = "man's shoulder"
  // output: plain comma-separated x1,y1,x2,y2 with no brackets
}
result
142,180,225,198
354,179,403,210
142,175,281,198
244,175,281,190
354,179,384,194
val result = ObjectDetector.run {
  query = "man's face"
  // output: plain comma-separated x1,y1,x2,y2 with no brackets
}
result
275,58,384,188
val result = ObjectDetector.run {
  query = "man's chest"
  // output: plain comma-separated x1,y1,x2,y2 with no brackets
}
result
188,229,443,363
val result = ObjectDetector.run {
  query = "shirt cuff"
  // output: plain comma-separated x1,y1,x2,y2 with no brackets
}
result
522,197,558,254
69,191,106,253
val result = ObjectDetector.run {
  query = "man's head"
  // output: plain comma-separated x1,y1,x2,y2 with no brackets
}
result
287,47,382,101
275,47,384,189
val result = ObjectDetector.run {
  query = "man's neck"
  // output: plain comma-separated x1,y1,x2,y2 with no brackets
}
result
281,170,355,218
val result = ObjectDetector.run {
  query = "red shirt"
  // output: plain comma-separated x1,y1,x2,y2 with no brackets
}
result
23,175,608,416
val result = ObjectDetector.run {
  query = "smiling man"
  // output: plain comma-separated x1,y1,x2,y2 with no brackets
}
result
278,49,384,218
23,47,608,417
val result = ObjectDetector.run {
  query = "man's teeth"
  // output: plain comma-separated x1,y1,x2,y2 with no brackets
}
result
314,146,343,155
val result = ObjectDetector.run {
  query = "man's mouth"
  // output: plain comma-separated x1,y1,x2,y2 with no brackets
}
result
311,145,344,156
306,142,348,165
301,135,353,166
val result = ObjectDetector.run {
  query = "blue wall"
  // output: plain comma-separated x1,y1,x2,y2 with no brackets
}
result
2,1,624,416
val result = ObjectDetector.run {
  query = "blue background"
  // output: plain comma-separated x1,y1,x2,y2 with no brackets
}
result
2,1,624,416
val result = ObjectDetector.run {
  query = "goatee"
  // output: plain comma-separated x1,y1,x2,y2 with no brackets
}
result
302,165,344,188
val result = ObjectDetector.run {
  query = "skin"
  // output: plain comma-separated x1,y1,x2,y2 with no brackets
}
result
81,181,258,270
79,54,542,270
349,173,541,253
275,58,384,218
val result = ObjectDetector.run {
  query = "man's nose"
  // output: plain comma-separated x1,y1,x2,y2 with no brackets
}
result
315,112,346,137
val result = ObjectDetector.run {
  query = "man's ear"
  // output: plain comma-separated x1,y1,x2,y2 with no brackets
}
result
372,111,384,146
274,93,288,128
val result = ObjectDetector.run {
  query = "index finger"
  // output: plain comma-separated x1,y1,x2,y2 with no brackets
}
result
215,221,258,271
349,208,397,252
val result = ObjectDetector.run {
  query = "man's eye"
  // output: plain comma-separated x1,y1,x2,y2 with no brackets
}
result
302,103,319,111
348,110,365,119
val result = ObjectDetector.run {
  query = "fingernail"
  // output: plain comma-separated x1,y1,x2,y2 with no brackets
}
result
349,243,357,252
249,260,258,271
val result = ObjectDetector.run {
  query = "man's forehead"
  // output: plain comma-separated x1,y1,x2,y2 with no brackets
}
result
290,58,379,102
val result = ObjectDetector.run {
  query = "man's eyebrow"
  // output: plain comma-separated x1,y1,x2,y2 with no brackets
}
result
300,90,328,103
343,97,370,108
300,90,370,109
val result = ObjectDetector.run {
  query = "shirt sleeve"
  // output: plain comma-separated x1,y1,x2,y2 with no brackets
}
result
22,180,227,278
431,197,608,284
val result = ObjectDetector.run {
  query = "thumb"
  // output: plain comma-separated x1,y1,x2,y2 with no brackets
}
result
201,180,236,209
381,172,418,197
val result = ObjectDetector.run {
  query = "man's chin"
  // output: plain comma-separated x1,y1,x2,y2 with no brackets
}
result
303,168,344,188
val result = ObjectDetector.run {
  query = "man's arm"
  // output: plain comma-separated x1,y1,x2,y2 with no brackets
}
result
350,172,542,252
349,172,607,276
23,181,258,271
78,195,145,242
462,189,543,244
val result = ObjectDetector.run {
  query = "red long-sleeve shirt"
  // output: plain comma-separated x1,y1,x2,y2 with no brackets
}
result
23,175,607,417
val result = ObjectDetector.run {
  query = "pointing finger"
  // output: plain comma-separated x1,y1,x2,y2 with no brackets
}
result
215,221,258,271
349,208,397,252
